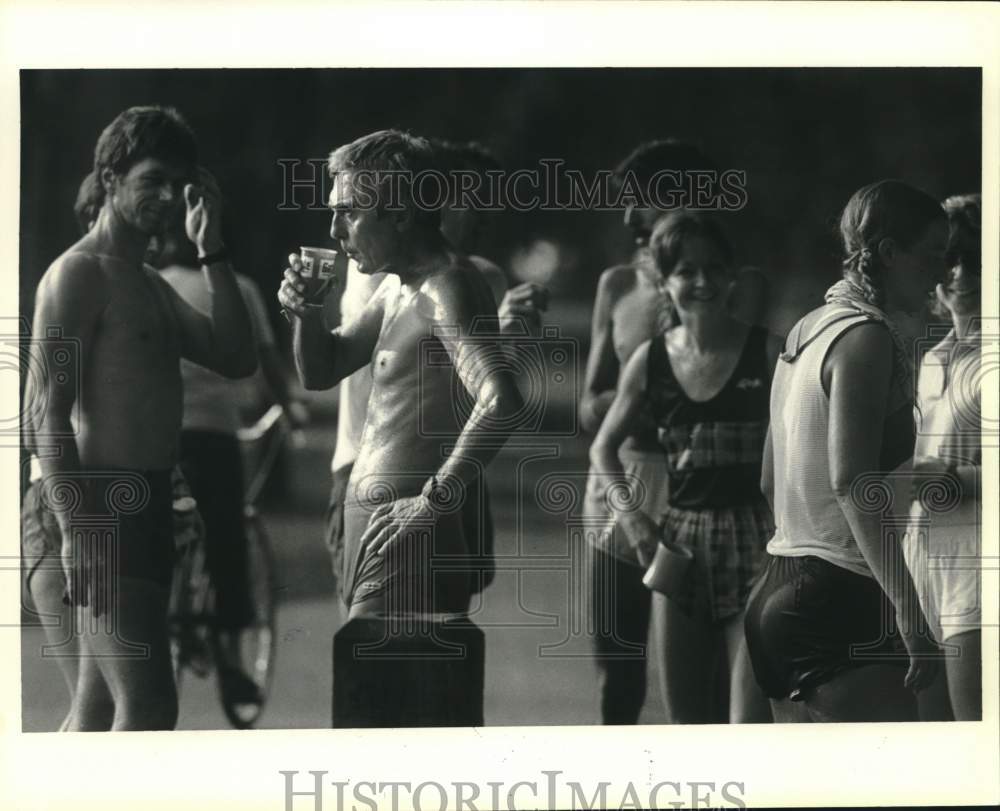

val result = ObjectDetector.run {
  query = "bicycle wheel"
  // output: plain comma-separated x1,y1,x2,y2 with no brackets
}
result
169,540,215,690
216,510,278,729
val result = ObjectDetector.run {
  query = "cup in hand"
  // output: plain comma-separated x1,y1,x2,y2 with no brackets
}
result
298,246,347,302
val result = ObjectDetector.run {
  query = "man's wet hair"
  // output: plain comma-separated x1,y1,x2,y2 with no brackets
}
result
93,105,198,181
613,138,717,189
327,129,441,228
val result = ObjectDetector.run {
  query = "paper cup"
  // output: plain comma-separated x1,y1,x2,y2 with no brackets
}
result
642,539,694,597
299,246,345,279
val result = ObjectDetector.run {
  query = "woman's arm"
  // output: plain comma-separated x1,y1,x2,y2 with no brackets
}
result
827,322,938,690
589,340,660,564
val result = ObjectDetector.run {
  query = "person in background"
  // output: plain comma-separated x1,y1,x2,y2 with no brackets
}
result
903,193,983,721
590,210,778,724
150,166,308,709
580,139,719,724
744,180,944,722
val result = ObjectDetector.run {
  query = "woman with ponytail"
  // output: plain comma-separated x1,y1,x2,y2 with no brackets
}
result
744,180,947,722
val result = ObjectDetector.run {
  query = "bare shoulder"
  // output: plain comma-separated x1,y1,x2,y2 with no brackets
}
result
468,254,507,301
597,263,640,301
37,249,110,310
421,256,490,315
827,315,893,377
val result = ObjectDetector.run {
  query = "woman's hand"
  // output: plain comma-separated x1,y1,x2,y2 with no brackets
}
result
910,454,960,506
616,509,660,567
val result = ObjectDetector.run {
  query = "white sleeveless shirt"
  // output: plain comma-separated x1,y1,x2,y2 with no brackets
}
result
766,307,880,578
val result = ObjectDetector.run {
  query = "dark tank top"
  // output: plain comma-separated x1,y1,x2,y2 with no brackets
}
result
647,325,771,510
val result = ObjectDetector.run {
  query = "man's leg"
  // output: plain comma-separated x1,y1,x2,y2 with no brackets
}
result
587,543,651,724
27,565,80,730
66,630,115,731
80,578,178,731
23,482,80,729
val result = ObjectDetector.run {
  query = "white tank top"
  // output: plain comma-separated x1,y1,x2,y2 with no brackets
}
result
766,307,878,578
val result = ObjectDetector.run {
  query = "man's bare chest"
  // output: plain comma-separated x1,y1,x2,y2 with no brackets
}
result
95,278,178,364
371,296,436,385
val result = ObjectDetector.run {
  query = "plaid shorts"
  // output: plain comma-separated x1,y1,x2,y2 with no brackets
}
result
657,498,773,622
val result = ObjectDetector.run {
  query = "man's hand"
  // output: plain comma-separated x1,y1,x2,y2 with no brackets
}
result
184,168,224,255
278,254,316,320
360,495,438,558
616,509,660,568
61,524,108,617
499,282,549,335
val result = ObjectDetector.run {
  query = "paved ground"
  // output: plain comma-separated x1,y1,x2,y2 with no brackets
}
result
20,444,670,730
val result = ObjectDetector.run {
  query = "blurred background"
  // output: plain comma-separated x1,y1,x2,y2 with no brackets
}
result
19,68,982,729
19,68,981,333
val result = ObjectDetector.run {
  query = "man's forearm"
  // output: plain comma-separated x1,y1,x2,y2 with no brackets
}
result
431,381,521,491
204,261,257,375
33,420,82,536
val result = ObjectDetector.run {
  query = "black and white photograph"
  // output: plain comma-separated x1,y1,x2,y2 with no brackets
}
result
2,3,998,810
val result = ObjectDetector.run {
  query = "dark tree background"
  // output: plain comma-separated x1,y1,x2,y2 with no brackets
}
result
19,68,981,336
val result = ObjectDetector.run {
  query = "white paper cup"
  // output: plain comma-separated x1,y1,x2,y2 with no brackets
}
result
299,245,346,279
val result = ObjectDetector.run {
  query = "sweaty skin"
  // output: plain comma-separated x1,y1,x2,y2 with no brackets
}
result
284,238,523,616
351,256,505,502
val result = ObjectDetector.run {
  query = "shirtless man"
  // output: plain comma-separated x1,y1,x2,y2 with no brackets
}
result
24,106,257,730
323,139,546,611
279,129,523,619
579,139,717,724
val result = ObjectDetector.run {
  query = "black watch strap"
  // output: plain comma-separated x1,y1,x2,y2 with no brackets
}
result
198,247,230,266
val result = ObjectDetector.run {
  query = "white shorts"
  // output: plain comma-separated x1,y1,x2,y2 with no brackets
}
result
903,519,981,643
